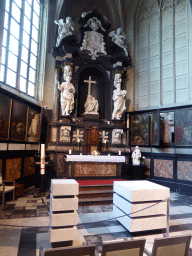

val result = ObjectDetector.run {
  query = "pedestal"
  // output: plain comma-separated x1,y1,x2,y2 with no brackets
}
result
113,180,170,232
50,179,79,244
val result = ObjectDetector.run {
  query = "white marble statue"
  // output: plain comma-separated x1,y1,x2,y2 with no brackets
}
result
109,28,128,56
60,126,71,142
55,17,74,47
112,129,123,144
84,95,99,115
57,65,75,116
132,146,141,165
112,73,127,120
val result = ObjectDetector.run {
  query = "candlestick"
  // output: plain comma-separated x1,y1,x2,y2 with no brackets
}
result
40,144,45,175
119,151,121,155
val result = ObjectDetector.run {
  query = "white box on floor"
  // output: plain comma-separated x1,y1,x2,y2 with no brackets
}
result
50,211,78,227
113,180,170,232
51,179,79,196
50,226,77,243
113,193,167,217
113,180,170,202
50,194,78,212
113,205,167,232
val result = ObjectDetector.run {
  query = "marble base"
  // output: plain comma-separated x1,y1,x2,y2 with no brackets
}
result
113,193,167,217
113,205,167,232
113,180,169,232
51,179,79,196
113,180,170,202
50,195,78,212
50,226,77,243
50,211,78,227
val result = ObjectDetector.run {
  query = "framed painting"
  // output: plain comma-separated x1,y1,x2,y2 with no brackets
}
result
0,92,12,140
130,113,150,146
26,107,41,143
10,100,28,141
150,110,160,146
175,109,192,146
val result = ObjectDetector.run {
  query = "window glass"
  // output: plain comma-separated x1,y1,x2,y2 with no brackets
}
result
9,35,19,55
20,76,26,92
8,51,18,72
1,47,6,65
21,46,29,63
31,39,38,55
30,53,37,69
33,11,39,29
10,18,20,39
12,2,21,23
2,29,7,47
4,12,9,30
20,61,28,78
22,30,30,48
29,67,35,83
5,0,10,12
0,65,5,81
32,25,38,42
7,69,17,87
14,0,22,8
28,82,35,97
25,1,31,18
34,0,40,16
24,16,31,32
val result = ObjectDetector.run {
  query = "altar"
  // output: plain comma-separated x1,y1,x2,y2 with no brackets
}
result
65,155,126,177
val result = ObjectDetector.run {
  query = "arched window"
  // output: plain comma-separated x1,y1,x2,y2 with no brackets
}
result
0,0,41,98
135,0,191,109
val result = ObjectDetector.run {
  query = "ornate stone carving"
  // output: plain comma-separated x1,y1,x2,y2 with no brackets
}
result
99,130,109,143
80,30,107,60
55,17,74,47
60,126,71,142
112,129,123,144
109,28,128,56
57,65,75,116
112,73,127,120
72,129,84,142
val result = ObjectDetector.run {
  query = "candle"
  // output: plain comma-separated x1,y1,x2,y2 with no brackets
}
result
40,144,45,175
119,151,121,155
69,149,72,154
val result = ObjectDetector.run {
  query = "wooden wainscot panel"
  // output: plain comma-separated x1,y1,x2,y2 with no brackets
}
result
23,157,35,177
0,159,3,175
5,158,22,180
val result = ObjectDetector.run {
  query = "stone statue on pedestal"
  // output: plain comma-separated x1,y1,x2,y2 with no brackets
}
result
132,146,141,165
55,17,74,47
109,28,128,56
112,73,127,120
57,65,75,116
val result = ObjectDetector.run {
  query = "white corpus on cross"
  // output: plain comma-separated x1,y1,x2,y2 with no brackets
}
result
84,76,96,96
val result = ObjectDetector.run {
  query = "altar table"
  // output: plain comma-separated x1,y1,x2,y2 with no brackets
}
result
65,155,126,177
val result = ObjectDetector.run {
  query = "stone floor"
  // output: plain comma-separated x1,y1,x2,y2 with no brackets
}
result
0,187,192,255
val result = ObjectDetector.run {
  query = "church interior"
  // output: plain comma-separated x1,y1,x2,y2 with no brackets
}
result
1,0,192,255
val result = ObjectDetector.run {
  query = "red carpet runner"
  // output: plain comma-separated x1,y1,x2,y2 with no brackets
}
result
76,179,125,186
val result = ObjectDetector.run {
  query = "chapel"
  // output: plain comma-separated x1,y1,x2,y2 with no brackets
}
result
1,0,192,254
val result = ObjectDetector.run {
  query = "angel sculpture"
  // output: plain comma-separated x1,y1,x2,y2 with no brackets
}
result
54,17,74,47
109,28,128,56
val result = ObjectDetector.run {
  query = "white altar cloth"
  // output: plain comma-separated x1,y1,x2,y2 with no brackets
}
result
65,155,125,163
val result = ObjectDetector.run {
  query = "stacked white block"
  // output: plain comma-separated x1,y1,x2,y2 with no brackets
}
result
113,180,170,232
50,179,79,243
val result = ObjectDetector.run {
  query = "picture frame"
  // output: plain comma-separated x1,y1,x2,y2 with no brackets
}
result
10,100,28,141
26,107,41,143
0,92,12,140
130,113,150,146
150,110,160,146
175,109,192,146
